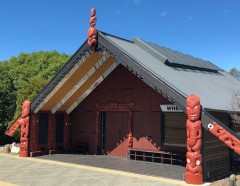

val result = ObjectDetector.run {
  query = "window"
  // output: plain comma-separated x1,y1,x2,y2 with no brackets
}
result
56,113,64,143
38,113,48,144
99,112,106,155
162,112,186,147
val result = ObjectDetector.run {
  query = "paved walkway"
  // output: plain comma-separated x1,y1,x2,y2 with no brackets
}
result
38,154,185,180
0,153,208,186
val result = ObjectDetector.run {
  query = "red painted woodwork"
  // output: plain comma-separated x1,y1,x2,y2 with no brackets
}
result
185,94,203,184
87,8,97,51
95,101,134,157
64,113,72,150
48,113,56,150
186,120,202,154
96,102,134,112
72,65,171,155
5,119,21,137
5,100,31,157
29,113,39,152
208,122,240,155
127,109,133,149
105,112,128,157
95,110,100,146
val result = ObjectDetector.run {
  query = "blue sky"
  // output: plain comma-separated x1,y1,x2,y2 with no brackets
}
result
0,0,239,71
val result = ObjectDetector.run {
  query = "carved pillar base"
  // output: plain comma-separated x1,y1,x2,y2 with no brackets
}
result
185,173,203,185
19,151,28,157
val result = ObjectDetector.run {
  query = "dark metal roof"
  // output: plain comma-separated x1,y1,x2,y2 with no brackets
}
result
23,30,240,141
98,31,240,141
101,32,240,112
148,43,221,72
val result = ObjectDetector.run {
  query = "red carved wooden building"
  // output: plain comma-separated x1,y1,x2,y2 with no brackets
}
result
6,9,240,183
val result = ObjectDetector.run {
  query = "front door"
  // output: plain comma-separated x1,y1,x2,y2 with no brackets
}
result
100,112,128,157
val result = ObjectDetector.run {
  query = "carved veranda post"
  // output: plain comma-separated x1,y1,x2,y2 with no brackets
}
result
185,94,203,184
29,113,39,152
127,102,134,149
48,113,56,150
64,113,72,151
95,103,100,154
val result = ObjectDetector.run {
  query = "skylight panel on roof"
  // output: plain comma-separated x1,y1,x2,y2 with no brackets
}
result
147,42,221,72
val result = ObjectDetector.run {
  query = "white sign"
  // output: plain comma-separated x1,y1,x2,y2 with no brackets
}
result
160,104,183,112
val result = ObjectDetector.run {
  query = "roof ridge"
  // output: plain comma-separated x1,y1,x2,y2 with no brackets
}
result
98,30,133,43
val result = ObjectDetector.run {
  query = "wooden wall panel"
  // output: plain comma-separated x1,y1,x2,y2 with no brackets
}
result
151,93,161,112
132,112,143,149
71,111,95,152
71,65,171,155
142,88,152,111
203,111,231,181
123,89,133,103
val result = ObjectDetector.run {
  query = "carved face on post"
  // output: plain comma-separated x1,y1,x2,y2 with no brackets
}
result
87,8,98,51
21,100,31,118
88,27,97,47
186,152,202,174
186,94,201,122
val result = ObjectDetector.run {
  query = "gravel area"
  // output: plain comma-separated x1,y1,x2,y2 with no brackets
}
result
209,174,240,186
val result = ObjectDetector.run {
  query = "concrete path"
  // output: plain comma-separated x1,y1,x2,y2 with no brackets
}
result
0,153,212,186
37,154,185,180
0,154,206,186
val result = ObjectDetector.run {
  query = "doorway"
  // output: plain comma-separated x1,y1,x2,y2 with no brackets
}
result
100,112,128,157
96,102,134,158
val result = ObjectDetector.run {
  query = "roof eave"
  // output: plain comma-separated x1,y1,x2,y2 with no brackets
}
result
30,39,90,113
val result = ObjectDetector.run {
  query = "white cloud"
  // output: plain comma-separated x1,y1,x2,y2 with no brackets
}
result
161,11,167,17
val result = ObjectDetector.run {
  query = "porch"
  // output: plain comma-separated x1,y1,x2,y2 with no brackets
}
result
36,154,186,181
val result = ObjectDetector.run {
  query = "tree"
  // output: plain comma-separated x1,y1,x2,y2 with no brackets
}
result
14,77,48,119
0,51,70,143
0,63,17,144
229,68,240,80
229,68,240,124
229,92,240,124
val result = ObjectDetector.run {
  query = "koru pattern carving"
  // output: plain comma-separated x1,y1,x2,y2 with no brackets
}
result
208,122,240,155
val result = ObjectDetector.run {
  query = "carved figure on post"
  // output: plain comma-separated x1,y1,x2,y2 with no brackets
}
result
127,110,132,148
87,8,98,51
186,95,202,154
185,94,203,184
5,100,31,157
186,152,202,175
